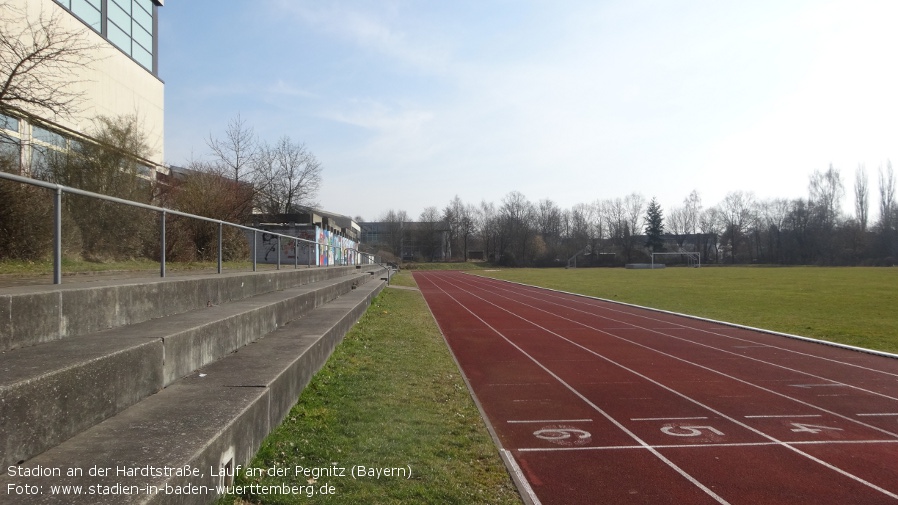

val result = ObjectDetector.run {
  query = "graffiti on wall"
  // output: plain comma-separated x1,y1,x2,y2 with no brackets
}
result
248,226,357,266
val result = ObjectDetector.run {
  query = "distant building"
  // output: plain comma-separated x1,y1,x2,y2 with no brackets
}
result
251,209,362,266
0,0,164,175
360,221,450,261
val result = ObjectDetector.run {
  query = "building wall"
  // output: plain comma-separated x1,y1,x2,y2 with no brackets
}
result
5,0,164,167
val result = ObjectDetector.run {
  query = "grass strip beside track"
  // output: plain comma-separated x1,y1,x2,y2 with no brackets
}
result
475,266,898,354
219,271,521,505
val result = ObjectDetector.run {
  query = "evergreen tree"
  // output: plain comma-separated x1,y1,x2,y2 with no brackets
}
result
644,197,665,252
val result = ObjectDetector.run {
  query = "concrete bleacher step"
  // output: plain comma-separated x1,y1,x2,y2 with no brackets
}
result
0,265,373,353
0,278,385,504
0,266,386,473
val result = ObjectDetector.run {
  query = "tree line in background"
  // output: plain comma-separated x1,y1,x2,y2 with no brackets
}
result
374,164,898,267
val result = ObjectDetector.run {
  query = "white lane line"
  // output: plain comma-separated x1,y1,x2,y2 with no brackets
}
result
745,415,822,419
483,278,898,403
508,419,593,424
857,413,898,417
517,439,898,452
474,274,898,379
460,275,898,439
631,417,709,421
426,274,732,505
438,273,898,501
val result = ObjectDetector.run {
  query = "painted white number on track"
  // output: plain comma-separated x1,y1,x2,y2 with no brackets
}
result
790,423,843,434
533,427,592,447
660,425,725,437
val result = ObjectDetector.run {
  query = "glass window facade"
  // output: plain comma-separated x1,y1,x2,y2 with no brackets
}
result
0,113,22,169
53,0,158,74
33,126,68,149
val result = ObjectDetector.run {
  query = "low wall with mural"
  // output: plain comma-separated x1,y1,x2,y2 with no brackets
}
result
246,225,358,266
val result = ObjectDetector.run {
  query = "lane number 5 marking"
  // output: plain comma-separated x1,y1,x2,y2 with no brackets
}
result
661,425,725,437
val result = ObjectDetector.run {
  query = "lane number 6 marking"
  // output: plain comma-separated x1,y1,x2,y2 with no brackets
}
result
534,428,592,441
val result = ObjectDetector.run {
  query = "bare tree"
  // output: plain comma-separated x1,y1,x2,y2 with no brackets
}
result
719,191,755,263
0,0,101,120
256,136,322,214
477,200,498,261
808,164,844,229
443,195,465,260
667,206,688,246
879,161,896,257
498,191,535,265
535,198,563,247
855,164,869,232
698,206,721,263
206,114,257,217
622,193,646,262
376,209,408,259
683,190,702,236
458,203,477,261
417,206,442,261
879,161,895,233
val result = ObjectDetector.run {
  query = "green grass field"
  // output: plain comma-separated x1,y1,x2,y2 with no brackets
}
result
474,266,898,354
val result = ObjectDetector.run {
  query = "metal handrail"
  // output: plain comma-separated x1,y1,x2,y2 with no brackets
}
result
0,171,380,284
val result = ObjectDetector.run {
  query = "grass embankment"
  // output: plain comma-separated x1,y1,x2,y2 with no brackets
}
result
220,271,520,505
476,266,898,354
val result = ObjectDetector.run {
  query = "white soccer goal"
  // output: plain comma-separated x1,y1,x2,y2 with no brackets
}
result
650,251,701,268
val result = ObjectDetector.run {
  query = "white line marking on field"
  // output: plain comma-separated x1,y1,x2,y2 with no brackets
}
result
508,419,593,424
488,383,553,386
516,439,898,452
789,383,847,388
631,417,709,421
857,413,898,417
745,414,822,418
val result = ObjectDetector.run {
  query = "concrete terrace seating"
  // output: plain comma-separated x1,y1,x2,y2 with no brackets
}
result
0,264,388,504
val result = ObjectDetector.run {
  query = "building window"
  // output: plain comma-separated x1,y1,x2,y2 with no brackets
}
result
29,125,70,177
55,0,102,32
0,113,22,170
54,0,158,74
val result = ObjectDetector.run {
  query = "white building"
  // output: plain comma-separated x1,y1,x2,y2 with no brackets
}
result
0,0,164,175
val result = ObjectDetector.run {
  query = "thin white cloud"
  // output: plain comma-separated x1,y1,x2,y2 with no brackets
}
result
266,80,318,99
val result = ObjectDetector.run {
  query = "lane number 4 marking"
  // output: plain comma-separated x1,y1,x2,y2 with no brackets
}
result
789,423,843,434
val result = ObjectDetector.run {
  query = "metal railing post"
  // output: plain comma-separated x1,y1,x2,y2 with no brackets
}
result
294,239,298,269
217,222,223,274
160,210,166,278
276,236,281,270
53,186,62,285
252,230,257,272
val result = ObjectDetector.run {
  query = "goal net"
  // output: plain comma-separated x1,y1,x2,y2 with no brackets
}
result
650,252,701,268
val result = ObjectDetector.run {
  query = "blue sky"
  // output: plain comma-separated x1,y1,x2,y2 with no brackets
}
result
160,1,898,221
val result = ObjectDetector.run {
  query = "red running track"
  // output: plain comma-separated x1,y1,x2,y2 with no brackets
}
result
414,271,898,505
